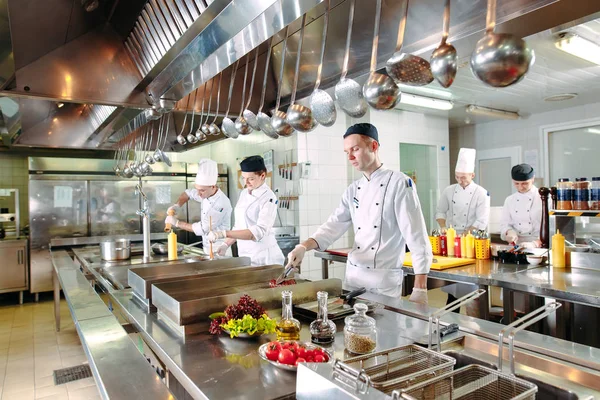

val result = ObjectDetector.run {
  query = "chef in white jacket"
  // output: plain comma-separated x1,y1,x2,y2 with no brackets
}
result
436,148,490,310
500,163,543,247
286,123,432,303
207,155,285,266
165,159,232,253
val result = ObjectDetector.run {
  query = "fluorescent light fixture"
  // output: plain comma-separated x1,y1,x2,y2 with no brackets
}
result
399,93,453,110
587,128,600,134
555,34,600,65
466,105,519,120
396,84,453,100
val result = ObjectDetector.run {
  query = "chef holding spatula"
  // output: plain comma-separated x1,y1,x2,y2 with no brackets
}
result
286,123,432,304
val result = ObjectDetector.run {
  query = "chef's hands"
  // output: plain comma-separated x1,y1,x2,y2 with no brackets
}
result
505,229,518,244
207,230,227,243
409,288,428,305
165,215,179,228
521,241,542,249
216,243,229,257
167,204,180,214
286,244,307,268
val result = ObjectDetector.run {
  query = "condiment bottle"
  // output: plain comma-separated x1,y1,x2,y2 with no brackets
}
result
344,303,376,354
440,234,448,256
573,178,590,210
276,290,300,340
453,235,461,258
591,177,600,211
167,229,178,260
556,178,572,210
465,233,475,259
460,234,467,258
551,230,566,268
446,227,456,257
310,291,336,344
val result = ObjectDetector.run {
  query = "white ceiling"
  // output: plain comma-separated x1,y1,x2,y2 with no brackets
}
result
394,17,600,128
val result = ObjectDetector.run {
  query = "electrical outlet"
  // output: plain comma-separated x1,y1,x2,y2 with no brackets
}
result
300,161,311,179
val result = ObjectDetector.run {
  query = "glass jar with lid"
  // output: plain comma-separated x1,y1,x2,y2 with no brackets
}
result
556,178,572,210
573,177,590,210
344,303,376,354
590,177,600,211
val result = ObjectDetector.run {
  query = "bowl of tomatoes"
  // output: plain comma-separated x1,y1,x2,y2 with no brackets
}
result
258,340,333,371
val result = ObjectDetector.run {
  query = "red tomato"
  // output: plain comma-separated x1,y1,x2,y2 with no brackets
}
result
304,349,315,359
296,347,307,359
306,356,314,362
295,357,306,367
322,352,329,362
278,349,297,365
291,342,301,352
265,341,282,361
281,342,292,350
314,354,326,363
313,348,325,357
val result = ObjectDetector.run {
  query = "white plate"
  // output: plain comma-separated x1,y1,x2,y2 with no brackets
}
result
258,341,334,371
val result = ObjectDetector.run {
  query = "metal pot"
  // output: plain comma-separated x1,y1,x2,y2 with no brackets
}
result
151,242,184,255
100,239,131,261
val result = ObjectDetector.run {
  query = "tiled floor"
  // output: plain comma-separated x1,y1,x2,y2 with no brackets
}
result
0,295,100,400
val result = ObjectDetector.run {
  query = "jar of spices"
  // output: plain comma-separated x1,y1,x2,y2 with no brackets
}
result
573,178,590,210
344,303,376,354
556,178,572,210
590,177,600,211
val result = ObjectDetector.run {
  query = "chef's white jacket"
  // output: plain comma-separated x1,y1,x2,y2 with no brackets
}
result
435,182,490,234
311,166,432,297
500,186,542,244
233,184,284,266
185,188,232,251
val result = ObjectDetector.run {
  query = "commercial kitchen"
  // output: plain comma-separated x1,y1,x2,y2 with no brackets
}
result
1,0,600,399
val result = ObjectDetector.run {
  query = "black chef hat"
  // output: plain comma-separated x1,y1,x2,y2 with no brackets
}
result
343,123,379,143
240,155,266,172
511,163,534,181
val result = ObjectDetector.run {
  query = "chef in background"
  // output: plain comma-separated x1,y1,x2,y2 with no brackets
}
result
165,159,232,253
500,163,542,247
285,123,431,304
207,155,285,266
435,148,490,311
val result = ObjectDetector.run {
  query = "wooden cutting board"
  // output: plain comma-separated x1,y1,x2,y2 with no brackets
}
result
325,248,352,256
404,253,476,270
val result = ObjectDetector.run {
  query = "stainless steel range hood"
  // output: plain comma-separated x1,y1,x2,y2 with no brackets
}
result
0,0,599,151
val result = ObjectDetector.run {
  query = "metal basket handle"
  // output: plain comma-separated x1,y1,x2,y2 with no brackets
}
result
332,359,371,394
428,289,486,350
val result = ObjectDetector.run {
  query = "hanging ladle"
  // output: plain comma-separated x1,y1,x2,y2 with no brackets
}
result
154,113,172,167
208,73,222,135
234,56,253,135
287,14,317,133
363,0,400,110
221,60,240,139
334,0,367,118
201,72,215,135
256,37,279,139
186,88,200,144
176,94,192,145
470,0,535,87
196,83,208,142
270,23,295,137
309,0,336,127
430,0,457,88
242,47,261,131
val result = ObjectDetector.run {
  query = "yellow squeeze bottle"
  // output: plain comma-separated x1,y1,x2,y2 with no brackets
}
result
551,230,565,268
460,234,467,259
168,229,178,260
466,233,475,259
446,227,456,257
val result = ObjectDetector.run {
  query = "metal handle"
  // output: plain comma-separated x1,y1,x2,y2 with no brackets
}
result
258,37,274,112
245,47,259,110
340,0,355,80
428,289,486,350
332,359,370,394
274,26,290,112
498,301,561,374
394,0,410,53
313,0,330,91
289,14,307,105
368,0,383,74
17,249,23,265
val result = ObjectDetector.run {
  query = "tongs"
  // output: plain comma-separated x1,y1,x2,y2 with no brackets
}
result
275,264,298,285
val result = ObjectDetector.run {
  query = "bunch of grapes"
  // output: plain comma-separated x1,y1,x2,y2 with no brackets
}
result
224,294,266,320
209,316,228,334
268,279,296,288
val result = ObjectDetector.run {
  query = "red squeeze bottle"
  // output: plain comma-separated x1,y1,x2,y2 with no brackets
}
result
454,236,462,258
440,235,447,256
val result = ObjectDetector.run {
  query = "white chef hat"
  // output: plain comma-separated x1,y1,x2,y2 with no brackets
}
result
195,159,218,186
455,148,476,173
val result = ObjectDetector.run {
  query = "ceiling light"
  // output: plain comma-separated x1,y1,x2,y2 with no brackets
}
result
397,84,453,100
544,93,577,102
555,34,600,65
398,94,453,110
587,128,600,134
466,105,519,120
57,102,64,108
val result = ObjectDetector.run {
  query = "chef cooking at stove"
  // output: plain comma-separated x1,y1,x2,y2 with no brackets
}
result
286,123,432,304
164,158,232,253
500,163,543,248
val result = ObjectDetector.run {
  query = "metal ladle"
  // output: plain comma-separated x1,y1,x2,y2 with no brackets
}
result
287,14,317,133
242,47,261,131
201,73,215,135
430,0,457,88
186,88,200,145
153,113,172,167
176,94,192,145
363,0,400,110
309,0,336,127
195,82,208,141
470,0,535,87
221,60,240,139
208,73,222,135
234,56,253,135
270,24,295,137
256,37,279,139
386,0,434,86
335,0,367,118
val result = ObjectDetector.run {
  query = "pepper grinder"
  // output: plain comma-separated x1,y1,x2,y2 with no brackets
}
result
539,187,550,249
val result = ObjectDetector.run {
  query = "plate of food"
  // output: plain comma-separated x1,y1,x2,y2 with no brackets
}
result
258,341,334,371
209,295,277,339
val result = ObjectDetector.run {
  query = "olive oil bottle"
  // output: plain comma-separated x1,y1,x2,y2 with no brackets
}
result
276,290,300,340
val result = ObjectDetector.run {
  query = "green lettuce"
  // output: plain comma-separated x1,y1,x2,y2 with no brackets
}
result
221,314,276,338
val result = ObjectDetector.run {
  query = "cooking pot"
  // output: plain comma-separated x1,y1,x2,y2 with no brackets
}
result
151,242,184,255
100,239,131,261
